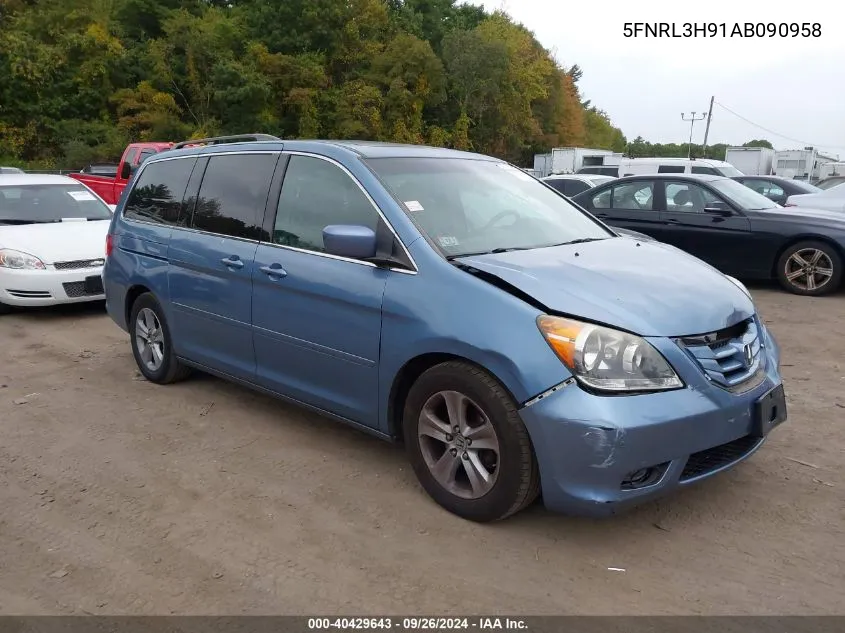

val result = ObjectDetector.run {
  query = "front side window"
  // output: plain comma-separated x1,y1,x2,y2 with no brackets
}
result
367,158,613,258
657,165,685,174
0,183,112,225
191,154,277,239
274,155,380,253
665,182,722,213
612,181,655,210
124,158,196,225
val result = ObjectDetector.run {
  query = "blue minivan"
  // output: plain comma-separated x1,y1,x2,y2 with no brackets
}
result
103,135,787,522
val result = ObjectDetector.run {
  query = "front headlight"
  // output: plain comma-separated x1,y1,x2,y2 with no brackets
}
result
536,315,683,393
725,275,752,300
0,249,46,270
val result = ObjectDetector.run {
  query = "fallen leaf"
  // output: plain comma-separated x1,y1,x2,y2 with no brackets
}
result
49,568,70,579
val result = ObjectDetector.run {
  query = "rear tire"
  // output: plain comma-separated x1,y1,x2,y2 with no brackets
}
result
403,361,540,522
129,293,192,384
776,241,842,296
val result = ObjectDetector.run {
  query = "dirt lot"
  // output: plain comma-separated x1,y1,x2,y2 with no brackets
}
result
0,287,843,616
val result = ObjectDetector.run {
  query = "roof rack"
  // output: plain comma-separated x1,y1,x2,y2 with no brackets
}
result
171,134,282,150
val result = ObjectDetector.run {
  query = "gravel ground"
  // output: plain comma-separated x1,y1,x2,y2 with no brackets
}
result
0,286,843,615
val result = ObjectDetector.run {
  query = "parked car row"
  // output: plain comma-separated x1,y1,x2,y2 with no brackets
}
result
571,174,845,296
1,137,794,524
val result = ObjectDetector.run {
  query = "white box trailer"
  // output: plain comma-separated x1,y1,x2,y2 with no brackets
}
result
773,148,839,182
725,147,775,176
549,147,614,174
819,161,845,180
533,153,552,177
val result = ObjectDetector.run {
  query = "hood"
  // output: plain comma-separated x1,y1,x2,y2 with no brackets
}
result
751,205,845,226
0,220,110,264
457,238,754,337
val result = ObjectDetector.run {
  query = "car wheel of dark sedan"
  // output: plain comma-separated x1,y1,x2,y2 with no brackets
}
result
403,361,540,522
129,293,192,384
776,241,842,296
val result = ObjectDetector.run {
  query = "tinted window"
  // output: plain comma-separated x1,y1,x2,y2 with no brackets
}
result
138,150,156,164
124,158,196,225
591,188,611,209
612,181,655,210
274,155,380,253
565,180,591,196
665,182,722,213
543,179,568,194
191,154,277,239
691,166,719,175
657,165,685,174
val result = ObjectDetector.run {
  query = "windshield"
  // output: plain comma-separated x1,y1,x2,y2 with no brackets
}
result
790,180,822,194
715,164,744,178
818,177,845,190
0,184,111,225
709,178,778,210
367,158,614,258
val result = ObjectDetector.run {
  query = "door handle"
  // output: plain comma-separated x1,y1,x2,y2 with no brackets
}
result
666,218,680,224
221,256,245,269
259,264,287,279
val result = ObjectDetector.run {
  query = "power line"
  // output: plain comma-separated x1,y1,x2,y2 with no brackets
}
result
714,101,845,154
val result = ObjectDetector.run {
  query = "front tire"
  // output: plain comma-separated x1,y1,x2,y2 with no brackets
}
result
776,241,842,296
129,293,191,384
0,301,10,315
403,361,540,522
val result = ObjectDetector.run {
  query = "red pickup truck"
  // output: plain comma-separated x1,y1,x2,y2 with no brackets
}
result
69,142,174,205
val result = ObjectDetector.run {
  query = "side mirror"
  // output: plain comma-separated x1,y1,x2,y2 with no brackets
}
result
322,225,377,260
120,162,132,180
703,201,732,216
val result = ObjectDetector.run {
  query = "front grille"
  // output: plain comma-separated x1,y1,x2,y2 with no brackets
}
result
54,259,104,270
680,435,761,481
677,318,762,391
62,280,103,298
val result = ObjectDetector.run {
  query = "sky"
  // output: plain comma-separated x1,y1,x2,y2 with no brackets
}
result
478,0,844,156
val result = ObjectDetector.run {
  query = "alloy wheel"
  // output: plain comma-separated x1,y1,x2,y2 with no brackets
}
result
417,390,500,499
135,308,165,372
784,248,834,292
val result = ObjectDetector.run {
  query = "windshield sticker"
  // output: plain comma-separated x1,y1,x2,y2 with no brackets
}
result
496,163,533,182
404,200,424,212
68,190,96,202
438,236,459,247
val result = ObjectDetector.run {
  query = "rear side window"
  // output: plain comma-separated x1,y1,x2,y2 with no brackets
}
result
691,166,719,175
191,154,278,240
123,158,196,225
657,165,685,173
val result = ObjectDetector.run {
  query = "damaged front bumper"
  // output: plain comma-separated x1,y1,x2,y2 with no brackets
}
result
518,324,785,517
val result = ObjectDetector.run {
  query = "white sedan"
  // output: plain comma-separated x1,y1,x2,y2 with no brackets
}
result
785,183,845,212
0,174,112,313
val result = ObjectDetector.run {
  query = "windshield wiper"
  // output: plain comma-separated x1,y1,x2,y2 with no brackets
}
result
446,246,533,261
546,237,608,247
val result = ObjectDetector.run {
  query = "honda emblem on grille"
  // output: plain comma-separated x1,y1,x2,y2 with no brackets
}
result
743,344,753,366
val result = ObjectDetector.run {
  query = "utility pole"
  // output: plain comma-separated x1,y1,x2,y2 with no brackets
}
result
702,96,714,158
681,111,707,159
